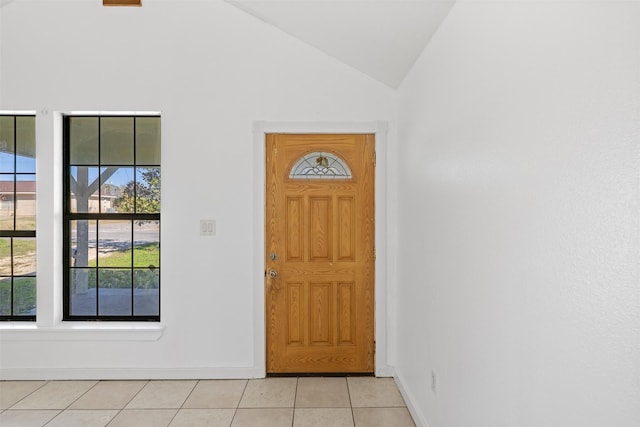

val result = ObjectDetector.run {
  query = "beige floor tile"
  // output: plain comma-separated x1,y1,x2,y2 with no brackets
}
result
231,408,293,427
69,380,147,409
45,409,118,427
0,376,412,426
347,377,406,408
108,409,178,427
182,379,247,409
10,381,97,410
293,408,354,427
126,380,197,409
352,407,415,427
0,381,47,409
295,377,350,408
239,378,297,408
169,408,236,427
0,409,60,427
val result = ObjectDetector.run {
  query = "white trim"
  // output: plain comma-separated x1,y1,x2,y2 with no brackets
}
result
0,366,262,381
0,323,164,341
0,110,37,115
252,120,391,377
375,365,396,378
395,368,430,427
31,111,163,331
35,110,62,327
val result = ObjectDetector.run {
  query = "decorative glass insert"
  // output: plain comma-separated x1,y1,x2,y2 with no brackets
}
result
289,152,352,180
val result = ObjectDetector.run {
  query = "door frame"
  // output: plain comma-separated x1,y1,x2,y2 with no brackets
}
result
252,121,392,377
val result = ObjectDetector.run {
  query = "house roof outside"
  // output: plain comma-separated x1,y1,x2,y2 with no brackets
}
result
0,180,35,194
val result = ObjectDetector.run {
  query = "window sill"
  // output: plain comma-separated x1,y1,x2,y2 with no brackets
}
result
0,322,164,341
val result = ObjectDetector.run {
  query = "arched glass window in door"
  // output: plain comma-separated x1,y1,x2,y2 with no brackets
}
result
289,152,352,180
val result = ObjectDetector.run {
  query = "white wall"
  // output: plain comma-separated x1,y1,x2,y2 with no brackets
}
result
396,2,640,427
0,0,395,378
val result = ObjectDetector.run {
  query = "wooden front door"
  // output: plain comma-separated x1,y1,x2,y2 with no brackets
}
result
266,133,375,373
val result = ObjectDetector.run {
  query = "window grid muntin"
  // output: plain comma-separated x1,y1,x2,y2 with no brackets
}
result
63,115,160,321
0,114,36,321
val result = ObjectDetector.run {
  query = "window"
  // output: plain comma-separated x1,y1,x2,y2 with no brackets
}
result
289,151,352,179
0,115,37,321
63,115,160,321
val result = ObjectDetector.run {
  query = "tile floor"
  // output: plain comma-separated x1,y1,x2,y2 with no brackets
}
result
0,377,415,426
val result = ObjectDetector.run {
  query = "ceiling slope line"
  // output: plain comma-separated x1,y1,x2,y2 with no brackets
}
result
225,0,456,89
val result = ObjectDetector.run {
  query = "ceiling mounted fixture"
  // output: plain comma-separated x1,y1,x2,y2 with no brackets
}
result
103,0,141,6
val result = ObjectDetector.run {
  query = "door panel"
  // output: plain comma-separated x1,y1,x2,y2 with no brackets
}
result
266,133,375,373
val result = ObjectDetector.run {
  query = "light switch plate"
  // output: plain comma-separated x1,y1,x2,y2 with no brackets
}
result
200,219,216,236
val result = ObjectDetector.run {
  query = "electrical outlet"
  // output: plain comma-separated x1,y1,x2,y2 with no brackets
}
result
431,370,437,395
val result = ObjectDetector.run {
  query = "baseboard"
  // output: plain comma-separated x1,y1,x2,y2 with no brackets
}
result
394,367,430,427
375,364,396,377
0,366,265,381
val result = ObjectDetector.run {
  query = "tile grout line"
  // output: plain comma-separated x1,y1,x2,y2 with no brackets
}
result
165,379,199,427
291,377,299,427
229,378,250,427
346,377,357,427
104,379,150,427
3,379,49,411
3,381,61,427
41,379,100,426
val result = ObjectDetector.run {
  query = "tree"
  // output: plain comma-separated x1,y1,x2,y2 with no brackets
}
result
70,167,160,295
114,168,160,214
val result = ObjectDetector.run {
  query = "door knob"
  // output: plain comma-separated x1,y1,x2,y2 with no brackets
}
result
269,270,278,279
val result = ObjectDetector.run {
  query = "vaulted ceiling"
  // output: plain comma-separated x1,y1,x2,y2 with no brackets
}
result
0,0,455,89
226,0,455,88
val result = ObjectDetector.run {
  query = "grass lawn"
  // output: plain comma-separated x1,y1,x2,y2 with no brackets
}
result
0,276,36,316
89,243,159,268
0,237,36,257
77,243,159,290
0,237,36,315
1,240,158,314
